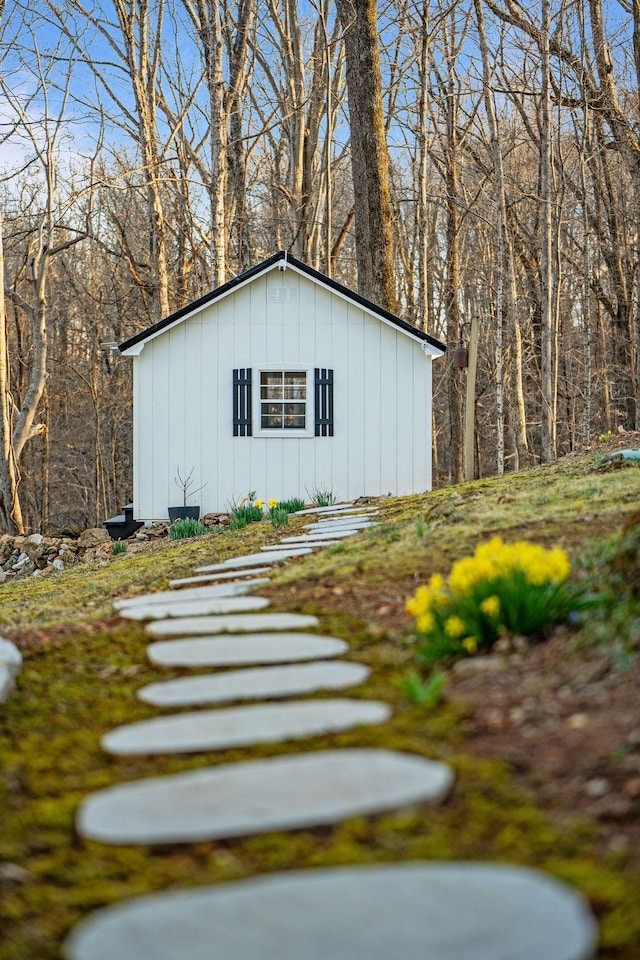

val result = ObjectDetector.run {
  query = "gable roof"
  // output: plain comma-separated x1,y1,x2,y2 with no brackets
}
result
119,250,446,355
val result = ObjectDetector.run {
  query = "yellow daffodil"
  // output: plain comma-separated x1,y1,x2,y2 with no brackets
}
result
462,637,478,654
268,498,278,509
416,611,435,634
480,595,500,617
254,499,264,510
444,615,466,638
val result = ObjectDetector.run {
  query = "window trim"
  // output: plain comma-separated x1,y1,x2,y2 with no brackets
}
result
252,365,315,438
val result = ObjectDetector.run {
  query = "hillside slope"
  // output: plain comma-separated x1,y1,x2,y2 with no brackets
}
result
1,449,639,958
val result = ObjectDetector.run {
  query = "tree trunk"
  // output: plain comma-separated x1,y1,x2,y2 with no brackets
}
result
335,0,397,312
540,0,555,462
0,211,25,533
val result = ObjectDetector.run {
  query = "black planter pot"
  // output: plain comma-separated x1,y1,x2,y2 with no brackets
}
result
168,506,201,522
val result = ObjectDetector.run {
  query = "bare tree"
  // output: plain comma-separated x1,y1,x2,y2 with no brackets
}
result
0,32,95,531
335,0,397,311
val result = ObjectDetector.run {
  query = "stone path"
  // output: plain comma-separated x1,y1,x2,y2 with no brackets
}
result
118,595,271,621
146,611,319,637
259,539,342,550
101,699,391,756
195,547,312,572
65,501,597,958
147,633,349,667
169,568,271,587
280,530,356,543
114,581,269,608
77,749,453,845
303,517,374,531
137,660,370,707
65,863,597,960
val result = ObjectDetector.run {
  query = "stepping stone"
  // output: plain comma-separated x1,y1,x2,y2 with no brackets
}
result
147,633,348,668
119,596,270,621
279,531,358,543
0,637,22,704
260,541,341,551
76,749,454,845
138,661,370,707
114,582,267,610
63,862,597,960
146,612,319,638
169,570,271,587
102,699,390,756
303,516,378,529
195,549,312,573
292,504,378,516
304,519,374,531
291,507,380,520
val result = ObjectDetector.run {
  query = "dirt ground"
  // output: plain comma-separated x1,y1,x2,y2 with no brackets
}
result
269,569,640,870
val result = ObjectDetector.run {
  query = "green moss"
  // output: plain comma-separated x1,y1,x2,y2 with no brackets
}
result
2,454,640,957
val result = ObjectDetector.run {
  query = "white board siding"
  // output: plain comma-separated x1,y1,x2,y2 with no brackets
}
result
133,272,434,520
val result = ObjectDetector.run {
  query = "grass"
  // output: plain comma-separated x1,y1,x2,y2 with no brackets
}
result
1,452,639,957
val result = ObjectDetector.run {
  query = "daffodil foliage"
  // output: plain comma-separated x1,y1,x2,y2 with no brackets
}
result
406,537,593,663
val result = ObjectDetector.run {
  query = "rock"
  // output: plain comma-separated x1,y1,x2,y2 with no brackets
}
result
14,552,30,568
588,796,633,821
77,528,110,549
203,512,230,526
584,778,610,798
567,713,589,730
453,656,506,676
52,558,64,571
622,777,640,799
0,862,32,883
0,572,7,584
26,533,44,546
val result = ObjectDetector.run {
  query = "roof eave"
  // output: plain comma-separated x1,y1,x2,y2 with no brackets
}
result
118,250,447,356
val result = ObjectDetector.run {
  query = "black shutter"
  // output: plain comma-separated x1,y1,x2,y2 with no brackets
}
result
314,368,334,437
233,368,252,436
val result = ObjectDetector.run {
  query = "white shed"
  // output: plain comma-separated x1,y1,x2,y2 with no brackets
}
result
119,251,446,520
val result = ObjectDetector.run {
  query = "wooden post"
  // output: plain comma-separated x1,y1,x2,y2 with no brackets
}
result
464,315,479,482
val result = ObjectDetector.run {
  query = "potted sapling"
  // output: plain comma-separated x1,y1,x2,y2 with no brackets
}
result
168,467,207,522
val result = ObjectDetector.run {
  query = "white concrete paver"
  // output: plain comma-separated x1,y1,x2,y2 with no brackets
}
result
137,661,370,707
146,612,319,638
0,638,22,704
195,549,312,572
119,596,270,621
291,504,378,516
169,570,271,587
279,531,356,543
101,699,391,756
76,749,454,845
147,633,348,668
114,581,268,609
260,540,342,551
64,862,597,960
304,518,374,530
